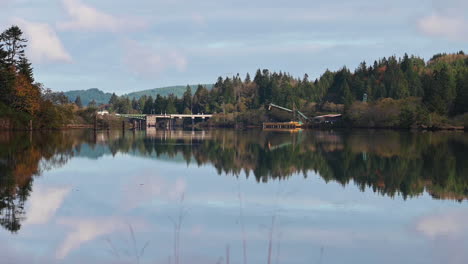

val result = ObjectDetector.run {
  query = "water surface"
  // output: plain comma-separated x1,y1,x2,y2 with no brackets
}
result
1,129,467,264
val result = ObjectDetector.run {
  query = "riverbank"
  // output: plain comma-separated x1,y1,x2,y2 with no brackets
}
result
1,105,466,131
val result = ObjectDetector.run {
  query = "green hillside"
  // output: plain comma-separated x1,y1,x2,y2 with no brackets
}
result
64,85,214,106
64,88,113,106
124,84,214,99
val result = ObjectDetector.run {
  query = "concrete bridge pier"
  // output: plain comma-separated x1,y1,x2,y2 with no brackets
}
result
146,115,157,127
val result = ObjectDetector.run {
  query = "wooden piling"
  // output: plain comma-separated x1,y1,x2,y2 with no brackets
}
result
94,114,98,131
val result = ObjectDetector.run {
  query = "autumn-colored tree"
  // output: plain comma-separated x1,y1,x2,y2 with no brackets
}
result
11,74,41,115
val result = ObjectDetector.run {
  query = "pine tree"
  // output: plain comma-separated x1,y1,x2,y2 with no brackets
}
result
384,56,409,99
0,25,27,66
88,99,97,108
143,96,154,114
0,44,8,68
17,57,34,83
423,65,456,115
183,85,192,112
131,98,139,112
108,93,118,105
453,70,468,115
166,94,177,114
342,82,354,110
245,73,251,83
74,96,83,108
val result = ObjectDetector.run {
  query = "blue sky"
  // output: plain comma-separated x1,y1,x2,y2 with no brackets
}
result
1,0,467,94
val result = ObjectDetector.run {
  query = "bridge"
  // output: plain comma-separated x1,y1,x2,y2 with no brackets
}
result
117,113,213,128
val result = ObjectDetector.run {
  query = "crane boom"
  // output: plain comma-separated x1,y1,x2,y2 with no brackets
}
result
296,110,309,121
267,103,309,121
268,103,293,112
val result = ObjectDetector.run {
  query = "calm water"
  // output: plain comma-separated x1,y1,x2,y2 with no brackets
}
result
0,129,467,264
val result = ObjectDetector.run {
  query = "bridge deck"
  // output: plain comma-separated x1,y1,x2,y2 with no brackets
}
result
118,114,213,119
150,114,213,119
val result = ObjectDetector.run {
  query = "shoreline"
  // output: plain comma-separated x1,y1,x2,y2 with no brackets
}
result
1,124,465,132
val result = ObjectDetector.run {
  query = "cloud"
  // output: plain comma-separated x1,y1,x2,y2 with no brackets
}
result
24,186,71,225
417,0,468,41
58,0,146,32
417,14,468,41
13,18,72,63
122,39,187,78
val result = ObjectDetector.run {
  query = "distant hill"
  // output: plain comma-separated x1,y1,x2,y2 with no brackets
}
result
123,84,214,100
64,88,113,106
63,85,214,106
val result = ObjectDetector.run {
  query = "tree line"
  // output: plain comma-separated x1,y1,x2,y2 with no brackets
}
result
98,51,468,127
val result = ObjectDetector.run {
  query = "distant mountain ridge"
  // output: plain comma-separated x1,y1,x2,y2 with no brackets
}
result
63,84,214,106
123,84,214,99
63,88,113,106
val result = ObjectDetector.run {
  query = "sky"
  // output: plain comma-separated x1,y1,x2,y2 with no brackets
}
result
0,0,467,94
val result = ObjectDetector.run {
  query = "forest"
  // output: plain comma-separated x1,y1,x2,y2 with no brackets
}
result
1,24,468,130
103,52,468,128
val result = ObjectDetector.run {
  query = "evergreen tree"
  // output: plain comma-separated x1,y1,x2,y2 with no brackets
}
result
154,94,165,114
342,82,354,110
0,25,27,66
108,93,118,105
423,64,456,115
88,99,97,108
183,85,192,112
131,98,139,112
143,96,154,114
74,96,83,108
166,94,177,114
245,73,251,83
17,57,34,83
384,56,409,99
453,70,468,115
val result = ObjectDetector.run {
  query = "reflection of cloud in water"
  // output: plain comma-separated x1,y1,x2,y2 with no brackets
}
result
55,217,147,260
415,210,468,238
0,243,54,264
414,209,468,264
24,186,71,225
122,171,186,210
186,191,377,214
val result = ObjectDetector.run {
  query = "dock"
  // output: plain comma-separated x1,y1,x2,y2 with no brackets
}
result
262,121,302,129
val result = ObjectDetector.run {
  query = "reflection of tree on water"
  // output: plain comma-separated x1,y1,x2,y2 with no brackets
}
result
0,129,467,233
99,130,468,201
0,132,78,233
0,179,29,233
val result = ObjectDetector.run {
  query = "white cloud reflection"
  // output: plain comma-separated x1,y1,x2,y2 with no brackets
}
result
122,172,187,210
415,210,468,239
56,218,126,259
24,186,71,225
